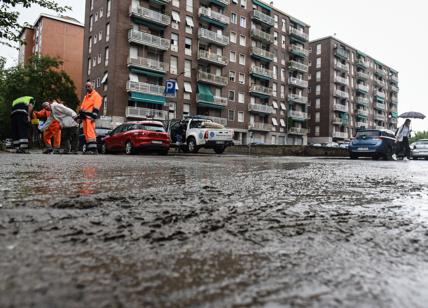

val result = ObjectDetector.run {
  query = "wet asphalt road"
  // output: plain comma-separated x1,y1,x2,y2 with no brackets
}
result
1,152,428,308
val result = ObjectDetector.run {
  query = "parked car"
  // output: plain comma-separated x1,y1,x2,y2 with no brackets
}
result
4,138,13,149
102,121,170,155
323,142,340,148
411,139,428,160
348,128,396,160
339,142,350,149
79,127,112,153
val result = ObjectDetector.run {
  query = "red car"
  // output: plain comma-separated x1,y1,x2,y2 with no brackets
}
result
101,121,170,155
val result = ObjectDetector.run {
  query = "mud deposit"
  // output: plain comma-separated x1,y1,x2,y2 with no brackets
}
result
1,153,428,307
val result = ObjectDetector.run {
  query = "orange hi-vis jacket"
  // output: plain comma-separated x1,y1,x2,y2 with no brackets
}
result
33,109,61,148
33,109,61,131
79,90,103,120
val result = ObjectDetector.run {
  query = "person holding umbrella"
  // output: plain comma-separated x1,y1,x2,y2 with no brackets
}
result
392,119,412,161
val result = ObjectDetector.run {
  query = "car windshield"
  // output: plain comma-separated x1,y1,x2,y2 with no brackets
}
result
96,128,111,135
355,131,380,138
134,124,165,132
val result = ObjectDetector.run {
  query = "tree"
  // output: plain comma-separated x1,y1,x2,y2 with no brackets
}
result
410,131,428,144
0,55,79,139
0,0,70,47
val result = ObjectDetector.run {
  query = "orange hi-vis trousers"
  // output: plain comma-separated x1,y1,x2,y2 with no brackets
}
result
83,118,97,152
43,121,61,149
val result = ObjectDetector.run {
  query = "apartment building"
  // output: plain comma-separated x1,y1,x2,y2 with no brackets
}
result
83,0,310,145
308,36,399,144
18,14,85,99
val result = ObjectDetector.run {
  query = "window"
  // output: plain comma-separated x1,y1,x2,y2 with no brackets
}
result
272,100,278,109
171,33,179,52
272,118,278,126
93,33,97,44
185,37,192,56
101,72,108,84
281,35,286,49
98,31,102,41
228,110,235,121
184,82,192,93
95,12,98,22
87,58,91,75
315,126,320,136
241,0,247,8
100,8,103,18
273,65,277,79
106,23,110,42
88,37,92,53
102,96,107,116
274,32,278,45
316,44,321,55
280,119,286,127
104,47,109,66
239,73,245,84
170,56,178,74
185,16,194,33
280,102,286,111
240,16,246,28
97,53,102,64
89,16,93,31
238,111,244,122
96,77,100,88
272,83,277,96
315,112,320,122
316,85,321,95
90,0,94,10
172,11,180,29
172,0,179,7
316,98,320,109
238,92,245,103
282,19,286,32
274,15,278,28
280,85,285,98
231,13,237,24
281,68,285,82
229,90,235,101
186,0,193,12
239,54,245,65
183,104,190,115
230,51,236,62
229,71,236,82
239,35,246,46
230,32,237,43
316,57,321,68
316,71,321,82
184,60,191,77
107,0,111,17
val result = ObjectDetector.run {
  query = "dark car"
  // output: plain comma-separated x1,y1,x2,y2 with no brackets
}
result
102,121,170,155
79,127,111,153
348,129,396,160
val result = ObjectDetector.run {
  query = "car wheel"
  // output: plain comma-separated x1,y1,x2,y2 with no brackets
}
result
214,146,225,154
383,146,393,160
187,137,199,153
101,143,108,154
372,155,380,160
350,153,358,160
159,149,169,156
125,141,134,155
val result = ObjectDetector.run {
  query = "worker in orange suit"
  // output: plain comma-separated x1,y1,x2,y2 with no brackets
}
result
33,101,62,154
78,82,103,154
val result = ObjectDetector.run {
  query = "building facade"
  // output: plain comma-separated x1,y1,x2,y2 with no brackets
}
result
18,14,85,99
308,37,399,144
83,0,310,145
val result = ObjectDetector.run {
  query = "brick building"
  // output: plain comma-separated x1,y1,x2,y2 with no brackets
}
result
83,0,310,145
18,14,85,99
307,36,399,144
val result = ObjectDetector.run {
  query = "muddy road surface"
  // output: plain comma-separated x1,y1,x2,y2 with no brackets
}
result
1,152,428,307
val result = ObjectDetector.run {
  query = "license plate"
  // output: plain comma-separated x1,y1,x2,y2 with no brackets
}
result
216,141,224,144
358,147,369,151
151,140,162,144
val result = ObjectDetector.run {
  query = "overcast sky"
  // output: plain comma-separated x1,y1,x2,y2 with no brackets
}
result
2,0,427,131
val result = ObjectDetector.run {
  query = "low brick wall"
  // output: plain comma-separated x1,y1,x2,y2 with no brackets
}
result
225,145,349,157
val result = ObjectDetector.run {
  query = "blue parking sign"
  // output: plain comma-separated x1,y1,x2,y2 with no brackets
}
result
165,80,176,96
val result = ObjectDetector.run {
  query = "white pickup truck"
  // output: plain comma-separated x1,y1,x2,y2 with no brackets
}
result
168,116,234,154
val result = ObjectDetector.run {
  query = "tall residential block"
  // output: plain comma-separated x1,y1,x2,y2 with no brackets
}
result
18,14,85,99
308,36,399,144
83,0,310,145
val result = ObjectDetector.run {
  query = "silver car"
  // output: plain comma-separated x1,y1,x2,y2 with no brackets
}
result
411,139,428,160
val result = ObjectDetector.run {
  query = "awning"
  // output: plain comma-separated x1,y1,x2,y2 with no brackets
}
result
172,11,181,22
272,101,278,109
252,0,272,12
186,16,194,27
101,72,108,84
184,82,192,93
197,83,214,102
272,118,278,126
130,67,164,78
280,119,286,127
129,92,166,105
280,102,286,110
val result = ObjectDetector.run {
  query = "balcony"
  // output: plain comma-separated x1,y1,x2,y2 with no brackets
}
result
200,0,229,7
356,97,369,106
391,97,398,104
249,84,273,97
375,68,386,77
356,59,369,69
333,103,348,113
126,81,166,104
248,103,274,114
197,50,228,66
356,109,369,117
356,84,369,93
288,127,308,135
391,75,399,83
251,46,274,62
288,77,308,88
334,90,349,99
374,114,386,121
375,91,386,100
356,71,369,80
332,116,348,125
250,27,273,43
127,57,169,74
197,71,228,87
250,66,273,80
249,122,273,132
288,110,308,121
335,48,349,60
356,121,368,128
333,132,348,139
375,125,386,130
375,102,386,110
375,79,386,88
129,6,171,27
289,27,309,42
198,28,229,46
288,94,308,105
199,7,230,27
288,60,309,73
391,85,399,92
251,10,275,27
150,0,171,4
128,29,170,51
335,62,349,72
335,76,349,86
197,94,228,109
289,44,309,57
125,106,168,121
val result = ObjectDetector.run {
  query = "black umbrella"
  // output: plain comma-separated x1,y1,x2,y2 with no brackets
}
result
398,111,426,119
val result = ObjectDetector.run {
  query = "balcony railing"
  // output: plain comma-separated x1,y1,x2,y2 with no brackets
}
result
129,6,171,26
126,81,165,96
332,116,348,125
356,97,369,106
289,27,309,41
128,29,170,50
391,97,398,104
250,27,273,43
127,57,169,73
391,85,399,92
251,10,275,27
197,94,228,108
249,84,273,96
198,28,229,46
250,66,273,79
374,114,386,121
335,48,349,60
356,84,369,93
251,46,274,61
356,59,369,69
335,90,349,99
391,75,399,83
375,79,386,87
375,91,386,99
197,71,228,87
289,60,308,73
288,94,308,104
288,127,308,135
248,103,274,114
356,121,368,128
199,7,230,25
333,132,348,139
201,0,229,6
375,68,386,77
333,103,348,112
375,102,386,110
249,122,273,131
125,106,168,121
206,116,228,126
289,44,309,57
335,62,349,72
288,77,308,88
335,76,349,85
356,71,369,80
197,50,228,66
288,110,308,120
356,109,369,117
